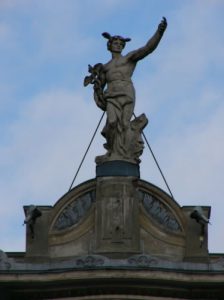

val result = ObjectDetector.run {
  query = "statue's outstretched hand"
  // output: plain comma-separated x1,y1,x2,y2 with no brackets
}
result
158,17,167,35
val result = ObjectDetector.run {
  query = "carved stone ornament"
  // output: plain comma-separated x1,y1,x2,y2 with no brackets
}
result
53,190,95,231
128,254,158,267
76,255,105,267
140,191,182,232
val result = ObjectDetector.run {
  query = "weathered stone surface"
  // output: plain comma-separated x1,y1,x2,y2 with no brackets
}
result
22,178,211,263
2,252,224,272
0,250,11,270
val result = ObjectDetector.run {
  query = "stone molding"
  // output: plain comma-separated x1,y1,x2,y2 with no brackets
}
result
2,253,224,272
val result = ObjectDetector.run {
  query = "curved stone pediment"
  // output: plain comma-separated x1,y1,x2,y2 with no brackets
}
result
46,180,96,257
24,178,209,263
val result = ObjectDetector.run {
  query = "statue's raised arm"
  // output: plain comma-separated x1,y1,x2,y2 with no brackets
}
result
127,17,167,62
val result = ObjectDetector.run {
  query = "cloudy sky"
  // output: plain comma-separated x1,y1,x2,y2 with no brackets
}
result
0,0,223,253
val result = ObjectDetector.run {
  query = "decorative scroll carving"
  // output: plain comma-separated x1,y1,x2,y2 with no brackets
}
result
53,190,95,231
128,254,157,267
76,255,104,267
140,191,182,232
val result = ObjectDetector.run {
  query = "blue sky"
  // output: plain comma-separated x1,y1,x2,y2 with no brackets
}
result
0,0,224,253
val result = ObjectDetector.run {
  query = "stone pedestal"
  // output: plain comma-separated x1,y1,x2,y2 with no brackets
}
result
95,174,140,255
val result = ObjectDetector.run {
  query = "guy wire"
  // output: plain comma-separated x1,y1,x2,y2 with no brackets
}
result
133,112,175,200
68,111,105,191
68,110,174,200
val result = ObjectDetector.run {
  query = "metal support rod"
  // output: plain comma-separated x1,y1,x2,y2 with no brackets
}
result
68,111,105,191
133,112,175,199
142,131,175,200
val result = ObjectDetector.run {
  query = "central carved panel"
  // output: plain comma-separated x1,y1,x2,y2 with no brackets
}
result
101,196,133,242
95,177,140,253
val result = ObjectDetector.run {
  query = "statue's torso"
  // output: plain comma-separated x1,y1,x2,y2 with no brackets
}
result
103,55,136,83
103,55,136,101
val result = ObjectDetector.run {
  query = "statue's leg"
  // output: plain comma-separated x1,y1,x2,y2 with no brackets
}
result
118,100,134,157
106,101,117,128
122,100,134,129
104,100,118,154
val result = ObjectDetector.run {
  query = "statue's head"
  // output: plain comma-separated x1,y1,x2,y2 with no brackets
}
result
102,32,131,52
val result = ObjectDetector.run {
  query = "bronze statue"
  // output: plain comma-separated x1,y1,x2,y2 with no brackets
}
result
84,18,167,164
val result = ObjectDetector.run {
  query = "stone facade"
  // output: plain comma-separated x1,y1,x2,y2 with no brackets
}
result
19,178,210,262
1,172,223,299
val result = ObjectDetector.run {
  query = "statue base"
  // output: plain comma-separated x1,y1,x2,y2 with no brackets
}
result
96,160,140,178
95,113,148,167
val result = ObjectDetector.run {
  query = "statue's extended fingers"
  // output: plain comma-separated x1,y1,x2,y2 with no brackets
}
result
162,17,167,25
